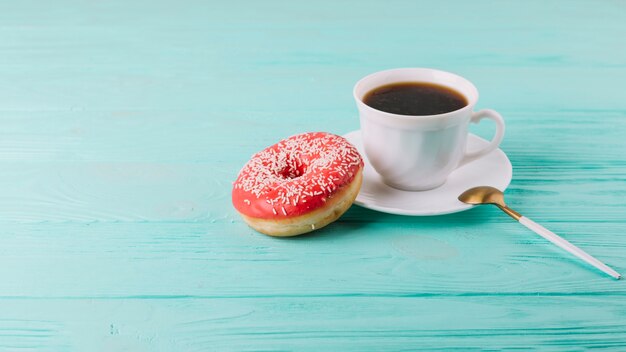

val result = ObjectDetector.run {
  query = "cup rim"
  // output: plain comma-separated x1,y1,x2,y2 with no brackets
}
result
353,67,479,120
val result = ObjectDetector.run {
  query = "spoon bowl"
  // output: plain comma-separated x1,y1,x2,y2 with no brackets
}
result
458,186,520,220
458,186,506,206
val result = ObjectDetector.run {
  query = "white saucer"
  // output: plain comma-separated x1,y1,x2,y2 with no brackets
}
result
343,130,513,216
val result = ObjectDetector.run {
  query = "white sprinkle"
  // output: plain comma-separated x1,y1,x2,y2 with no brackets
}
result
244,199,251,205
272,208,277,215
281,206,287,216
311,224,315,230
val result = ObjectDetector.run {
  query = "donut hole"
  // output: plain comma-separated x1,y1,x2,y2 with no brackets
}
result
277,163,309,180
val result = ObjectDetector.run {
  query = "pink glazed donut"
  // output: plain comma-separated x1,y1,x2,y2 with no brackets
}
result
232,132,363,236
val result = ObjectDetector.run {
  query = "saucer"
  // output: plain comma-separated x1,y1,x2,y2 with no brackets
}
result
342,130,513,216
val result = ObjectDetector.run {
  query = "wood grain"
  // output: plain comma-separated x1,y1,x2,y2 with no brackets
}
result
1,0,625,350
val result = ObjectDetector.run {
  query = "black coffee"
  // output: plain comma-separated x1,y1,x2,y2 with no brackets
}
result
363,82,468,116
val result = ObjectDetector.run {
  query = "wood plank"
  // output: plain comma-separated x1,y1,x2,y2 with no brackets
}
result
0,222,623,297
1,296,625,350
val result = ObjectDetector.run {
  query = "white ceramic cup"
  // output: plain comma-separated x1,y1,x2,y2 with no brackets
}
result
354,68,505,191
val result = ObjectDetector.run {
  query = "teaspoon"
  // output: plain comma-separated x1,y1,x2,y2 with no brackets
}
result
458,186,621,279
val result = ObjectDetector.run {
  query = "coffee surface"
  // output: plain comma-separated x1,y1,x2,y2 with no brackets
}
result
363,82,467,116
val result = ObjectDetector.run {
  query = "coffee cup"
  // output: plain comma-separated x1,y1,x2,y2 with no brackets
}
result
353,68,505,191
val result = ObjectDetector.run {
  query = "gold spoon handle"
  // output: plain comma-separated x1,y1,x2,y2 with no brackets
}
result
495,204,521,221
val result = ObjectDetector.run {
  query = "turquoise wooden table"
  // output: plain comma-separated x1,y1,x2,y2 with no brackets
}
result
2,1,625,350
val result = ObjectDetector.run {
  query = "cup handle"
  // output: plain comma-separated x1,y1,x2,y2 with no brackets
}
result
458,109,505,167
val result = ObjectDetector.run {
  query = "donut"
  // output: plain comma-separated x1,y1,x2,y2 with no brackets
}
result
232,132,364,237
